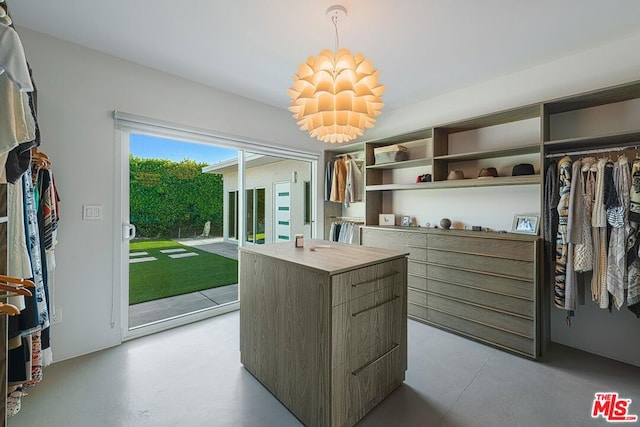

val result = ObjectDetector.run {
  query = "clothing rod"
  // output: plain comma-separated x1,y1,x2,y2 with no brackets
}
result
545,145,638,158
329,216,365,223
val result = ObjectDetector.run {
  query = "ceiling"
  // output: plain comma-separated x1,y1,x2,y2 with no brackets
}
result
8,1,640,112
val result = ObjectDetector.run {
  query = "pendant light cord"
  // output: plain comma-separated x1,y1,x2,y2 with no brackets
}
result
332,14,340,52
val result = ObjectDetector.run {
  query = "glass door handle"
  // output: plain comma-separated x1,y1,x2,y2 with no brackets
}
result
123,222,136,241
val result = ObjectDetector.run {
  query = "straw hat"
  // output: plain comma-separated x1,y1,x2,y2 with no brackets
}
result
478,167,499,179
446,170,465,180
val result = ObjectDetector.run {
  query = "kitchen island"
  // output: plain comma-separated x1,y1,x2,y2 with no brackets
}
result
239,239,408,427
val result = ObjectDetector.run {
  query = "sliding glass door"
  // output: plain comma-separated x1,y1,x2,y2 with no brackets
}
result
116,115,318,340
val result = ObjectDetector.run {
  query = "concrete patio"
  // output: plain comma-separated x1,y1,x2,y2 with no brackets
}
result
129,237,239,328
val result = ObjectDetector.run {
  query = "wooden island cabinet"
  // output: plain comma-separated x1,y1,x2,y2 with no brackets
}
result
239,240,408,427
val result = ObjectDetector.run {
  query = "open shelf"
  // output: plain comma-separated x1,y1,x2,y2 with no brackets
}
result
367,158,432,170
544,129,640,152
544,80,640,115
434,144,540,162
366,175,540,191
434,104,540,133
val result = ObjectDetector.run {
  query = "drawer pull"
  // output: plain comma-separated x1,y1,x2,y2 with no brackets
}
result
351,295,399,317
352,343,399,376
351,270,399,288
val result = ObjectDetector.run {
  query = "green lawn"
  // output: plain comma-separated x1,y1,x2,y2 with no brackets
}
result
129,239,238,305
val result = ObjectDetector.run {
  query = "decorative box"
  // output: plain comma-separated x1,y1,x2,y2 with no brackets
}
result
373,144,409,164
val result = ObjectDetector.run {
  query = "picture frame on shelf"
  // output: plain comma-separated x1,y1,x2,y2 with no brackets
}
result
401,216,411,227
511,214,539,235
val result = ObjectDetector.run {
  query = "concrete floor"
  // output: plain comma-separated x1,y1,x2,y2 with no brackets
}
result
9,312,640,427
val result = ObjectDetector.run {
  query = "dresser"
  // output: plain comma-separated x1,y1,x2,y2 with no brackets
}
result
239,240,408,427
361,227,541,359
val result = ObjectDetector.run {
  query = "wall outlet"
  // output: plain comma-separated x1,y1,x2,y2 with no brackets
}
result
50,308,62,325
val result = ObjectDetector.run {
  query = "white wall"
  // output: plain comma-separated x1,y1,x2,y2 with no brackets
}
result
17,24,640,364
17,27,321,361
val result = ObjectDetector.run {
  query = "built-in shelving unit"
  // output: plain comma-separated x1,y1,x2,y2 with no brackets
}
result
360,104,542,224
322,78,640,364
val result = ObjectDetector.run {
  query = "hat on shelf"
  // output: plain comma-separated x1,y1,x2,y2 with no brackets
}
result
447,170,465,180
478,167,499,179
512,163,535,176
416,173,432,183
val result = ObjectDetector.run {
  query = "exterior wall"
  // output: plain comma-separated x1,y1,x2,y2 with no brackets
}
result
219,158,312,243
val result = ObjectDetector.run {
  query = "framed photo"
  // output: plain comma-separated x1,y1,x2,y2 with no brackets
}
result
401,216,411,227
512,214,539,235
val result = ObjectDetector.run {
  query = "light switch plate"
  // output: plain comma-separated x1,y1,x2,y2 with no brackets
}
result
83,205,103,220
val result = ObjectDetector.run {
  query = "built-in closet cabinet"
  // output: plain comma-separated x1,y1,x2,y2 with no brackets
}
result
323,143,366,239
327,78,640,365
542,81,640,151
541,80,640,365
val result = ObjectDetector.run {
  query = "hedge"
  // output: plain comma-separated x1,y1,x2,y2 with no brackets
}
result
130,156,224,238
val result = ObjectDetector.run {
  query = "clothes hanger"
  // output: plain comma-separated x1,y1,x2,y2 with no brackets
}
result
0,303,21,316
0,274,35,288
0,283,32,297
31,148,52,169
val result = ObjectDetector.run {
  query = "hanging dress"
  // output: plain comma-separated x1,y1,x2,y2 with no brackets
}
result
574,158,596,272
606,155,629,310
591,158,608,304
554,156,572,309
627,158,640,317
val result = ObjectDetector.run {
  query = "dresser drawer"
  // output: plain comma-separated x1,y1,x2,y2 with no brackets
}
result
408,288,428,307
333,281,403,368
349,283,403,358
427,264,534,300
427,250,533,280
425,294,533,338
362,228,427,250
408,274,427,291
408,246,427,262
408,260,427,278
418,307,535,357
332,340,406,426
428,234,534,261
332,258,406,306
424,278,534,318
408,301,428,321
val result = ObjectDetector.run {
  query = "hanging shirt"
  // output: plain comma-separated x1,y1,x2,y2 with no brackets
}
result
324,161,334,202
344,159,364,207
0,73,36,154
0,23,34,91
330,158,348,203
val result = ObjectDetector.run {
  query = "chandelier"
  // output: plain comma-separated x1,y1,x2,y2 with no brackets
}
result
287,5,385,144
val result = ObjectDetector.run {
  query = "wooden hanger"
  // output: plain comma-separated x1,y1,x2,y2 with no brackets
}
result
0,283,32,297
0,274,35,288
31,148,51,170
0,303,20,316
